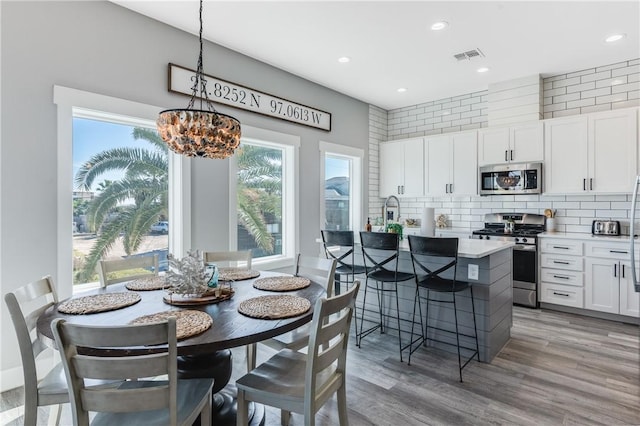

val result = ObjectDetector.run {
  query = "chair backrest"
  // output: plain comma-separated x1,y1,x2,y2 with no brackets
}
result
359,231,401,274
203,250,252,269
408,235,459,281
304,281,360,409
321,230,357,270
98,254,159,287
51,317,179,426
295,254,337,297
4,276,60,402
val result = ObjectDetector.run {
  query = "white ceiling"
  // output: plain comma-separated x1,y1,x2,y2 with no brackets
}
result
113,1,640,110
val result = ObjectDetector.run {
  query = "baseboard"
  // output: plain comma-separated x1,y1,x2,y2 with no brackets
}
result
539,303,640,325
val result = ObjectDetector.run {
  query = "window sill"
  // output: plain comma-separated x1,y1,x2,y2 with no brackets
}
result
252,256,295,271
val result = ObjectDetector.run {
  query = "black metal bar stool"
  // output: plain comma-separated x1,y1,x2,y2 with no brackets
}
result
405,235,479,381
358,231,415,362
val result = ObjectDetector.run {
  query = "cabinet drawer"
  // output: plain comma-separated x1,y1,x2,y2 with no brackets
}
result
585,241,638,261
540,254,583,271
540,282,584,308
540,239,583,255
540,269,583,287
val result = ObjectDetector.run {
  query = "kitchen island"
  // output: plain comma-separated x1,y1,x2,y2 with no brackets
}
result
353,237,514,363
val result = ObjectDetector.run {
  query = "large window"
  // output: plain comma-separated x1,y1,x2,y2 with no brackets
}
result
230,126,299,268
320,142,363,232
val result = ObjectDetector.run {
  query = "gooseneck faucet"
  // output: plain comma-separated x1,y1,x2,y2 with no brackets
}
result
383,195,401,231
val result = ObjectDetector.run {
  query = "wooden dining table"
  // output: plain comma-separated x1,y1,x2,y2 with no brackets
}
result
37,270,326,425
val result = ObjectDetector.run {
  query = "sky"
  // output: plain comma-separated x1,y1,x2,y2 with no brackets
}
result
325,156,349,180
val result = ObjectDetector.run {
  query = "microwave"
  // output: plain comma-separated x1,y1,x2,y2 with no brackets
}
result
479,163,542,196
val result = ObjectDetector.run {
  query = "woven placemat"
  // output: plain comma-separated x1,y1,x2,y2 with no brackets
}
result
58,292,141,315
238,295,311,319
129,310,212,340
125,276,169,291
218,267,260,282
253,276,311,292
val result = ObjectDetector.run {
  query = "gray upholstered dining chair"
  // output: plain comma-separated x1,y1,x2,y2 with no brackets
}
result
4,275,68,426
97,254,159,287
51,316,214,426
237,281,359,426
245,254,337,372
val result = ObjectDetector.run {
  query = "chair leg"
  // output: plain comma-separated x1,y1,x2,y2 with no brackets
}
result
357,278,369,347
281,409,291,425
246,343,257,372
236,389,248,426
375,281,384,334
452,292,463,382
200,390,211,426
407,286,423,365
423,290,430,347
394,284,403,363
470,286,480,361
337,382,349,426
47,404,62,426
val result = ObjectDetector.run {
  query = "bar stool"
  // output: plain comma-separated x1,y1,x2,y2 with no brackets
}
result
406,235,479,381
358,231,415,362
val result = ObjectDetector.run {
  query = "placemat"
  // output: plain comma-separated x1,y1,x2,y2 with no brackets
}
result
218,267,260,282
129,310,212,340
238,295,311,319
58,292,141,315
253,276,311,292
125,276,170,291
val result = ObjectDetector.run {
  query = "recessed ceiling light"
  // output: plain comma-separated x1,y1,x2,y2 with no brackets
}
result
431,21,449,31
477,67,490,73
337,56,351,63
397,88,407,93
605,33,626,43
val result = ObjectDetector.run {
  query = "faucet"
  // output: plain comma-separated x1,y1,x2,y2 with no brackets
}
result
383,195,401,231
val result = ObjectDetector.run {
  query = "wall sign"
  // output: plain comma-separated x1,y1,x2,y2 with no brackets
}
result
167,63,332,131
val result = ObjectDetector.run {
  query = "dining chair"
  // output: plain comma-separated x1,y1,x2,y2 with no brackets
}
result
237,281,360,426
97,254,159,287
51,316,214,426
203,250,252,269
4,275,68,426
245,254,337,372
358,231,415,362
406,235,479,381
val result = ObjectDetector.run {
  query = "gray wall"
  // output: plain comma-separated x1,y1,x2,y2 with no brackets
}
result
0,1,368,384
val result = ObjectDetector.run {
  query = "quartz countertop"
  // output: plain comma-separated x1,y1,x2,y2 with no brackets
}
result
538,232,638,243
399,237,514,259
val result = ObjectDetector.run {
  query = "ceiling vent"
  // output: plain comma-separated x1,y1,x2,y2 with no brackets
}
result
454,48,485,61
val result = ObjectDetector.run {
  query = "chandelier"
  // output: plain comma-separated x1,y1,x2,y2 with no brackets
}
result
156,0,241,159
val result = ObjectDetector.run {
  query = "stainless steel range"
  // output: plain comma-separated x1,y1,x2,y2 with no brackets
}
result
472,213,546,308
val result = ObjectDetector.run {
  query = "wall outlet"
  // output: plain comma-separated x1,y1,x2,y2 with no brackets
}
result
468,264,479,280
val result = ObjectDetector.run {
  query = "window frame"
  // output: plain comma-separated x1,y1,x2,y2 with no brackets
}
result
54,86,191,298
228,125,300,270
319,141,364,234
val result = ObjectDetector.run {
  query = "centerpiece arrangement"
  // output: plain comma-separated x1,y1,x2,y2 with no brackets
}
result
163,250,234,306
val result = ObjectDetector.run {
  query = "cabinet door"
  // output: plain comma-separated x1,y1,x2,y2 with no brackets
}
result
426,135,451,196
585,258,619,314
478,127,510,166
510,122,543,163
544,116,589,194
452,131,478,195
589,109,638,193
379,141,403,197
620,261,640,317
401,138,425,197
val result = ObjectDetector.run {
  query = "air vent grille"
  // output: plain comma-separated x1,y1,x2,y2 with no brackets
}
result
454,48,485,61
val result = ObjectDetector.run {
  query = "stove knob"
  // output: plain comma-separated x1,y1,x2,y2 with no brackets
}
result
522,238,528,243
486,235,490,240
515,237,520,243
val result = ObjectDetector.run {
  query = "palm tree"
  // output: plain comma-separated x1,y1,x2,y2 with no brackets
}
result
74,128,168,282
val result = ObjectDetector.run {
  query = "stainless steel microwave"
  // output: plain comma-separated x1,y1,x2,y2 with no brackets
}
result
479,163,542,196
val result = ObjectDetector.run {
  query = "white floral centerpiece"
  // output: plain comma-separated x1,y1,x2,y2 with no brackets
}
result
165,250,212,296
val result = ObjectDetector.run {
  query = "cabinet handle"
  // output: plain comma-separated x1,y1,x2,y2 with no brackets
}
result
553,275,570,280
610,250,628,254
622,264,626,278
401,185,405,194
553,291,570,297
505,150,508,162
583,178,586,191
445,184,449,194
590,178,593,190
510,150,514,161
552,246,570,250
614,263,618,278
553,260,570,265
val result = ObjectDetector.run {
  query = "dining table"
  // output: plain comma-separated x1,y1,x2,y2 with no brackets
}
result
37,270,326,426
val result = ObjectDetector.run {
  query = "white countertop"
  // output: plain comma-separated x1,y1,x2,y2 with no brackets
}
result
399,237,514,259
538,231,638,243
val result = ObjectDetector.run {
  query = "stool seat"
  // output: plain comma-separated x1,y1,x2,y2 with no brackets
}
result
418,276,470,292
368,270,415,283
335,264,367,276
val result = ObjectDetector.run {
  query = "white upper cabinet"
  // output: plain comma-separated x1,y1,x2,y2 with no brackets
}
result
426,131,478,196
478,122,543,166
379,137,424,198
545,108,638,194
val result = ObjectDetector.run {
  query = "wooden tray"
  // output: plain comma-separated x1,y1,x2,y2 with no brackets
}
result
163,288,235,306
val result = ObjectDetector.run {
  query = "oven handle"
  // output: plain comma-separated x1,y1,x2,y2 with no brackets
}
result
513,244,536,251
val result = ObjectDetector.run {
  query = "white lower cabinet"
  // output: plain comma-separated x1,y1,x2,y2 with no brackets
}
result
540,282,584,308
539,239,584,308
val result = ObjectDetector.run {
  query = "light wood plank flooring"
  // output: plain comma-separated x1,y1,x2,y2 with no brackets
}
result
2,307,638,425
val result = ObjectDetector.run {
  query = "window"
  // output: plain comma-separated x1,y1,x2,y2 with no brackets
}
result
55,86,190,299
320,142,364,233
229,126,299,269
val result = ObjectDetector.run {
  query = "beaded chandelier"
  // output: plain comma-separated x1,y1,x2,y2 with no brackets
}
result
156,0,241,159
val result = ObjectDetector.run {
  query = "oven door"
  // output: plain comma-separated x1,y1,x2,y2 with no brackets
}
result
512,244,538,307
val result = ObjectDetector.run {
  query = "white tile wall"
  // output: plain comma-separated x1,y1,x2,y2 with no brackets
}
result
368,59,640,234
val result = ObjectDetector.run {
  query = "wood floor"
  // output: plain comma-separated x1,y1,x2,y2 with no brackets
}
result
2,306,639,425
